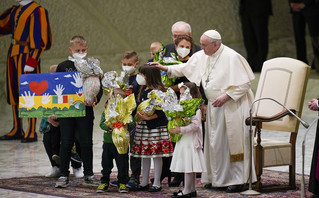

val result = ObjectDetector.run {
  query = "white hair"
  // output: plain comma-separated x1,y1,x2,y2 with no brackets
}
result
171,21,192,34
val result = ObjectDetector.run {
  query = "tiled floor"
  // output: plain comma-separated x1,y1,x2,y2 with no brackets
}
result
0,70,319,197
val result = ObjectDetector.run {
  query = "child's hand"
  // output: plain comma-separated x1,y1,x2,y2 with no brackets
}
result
170,126,181,134
47,115,59,127
137,111,149,121
84,98,97,107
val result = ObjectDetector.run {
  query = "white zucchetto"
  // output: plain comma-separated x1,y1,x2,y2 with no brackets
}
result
203,30,221,40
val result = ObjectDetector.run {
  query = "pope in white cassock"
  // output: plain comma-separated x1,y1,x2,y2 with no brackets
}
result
152,29,257,193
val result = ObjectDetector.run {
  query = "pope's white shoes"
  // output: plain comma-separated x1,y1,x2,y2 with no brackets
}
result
73,167,84,178
45,166,60,178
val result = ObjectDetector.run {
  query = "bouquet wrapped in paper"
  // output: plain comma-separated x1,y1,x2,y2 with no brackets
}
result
153,43,182,87
162,87,203,142
104,94,136,154
134,90,165,122
74,57,103,105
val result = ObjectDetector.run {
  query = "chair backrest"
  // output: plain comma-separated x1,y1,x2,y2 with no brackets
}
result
254,57,310,132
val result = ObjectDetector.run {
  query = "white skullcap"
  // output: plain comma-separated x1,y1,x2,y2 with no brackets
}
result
203,30,221,40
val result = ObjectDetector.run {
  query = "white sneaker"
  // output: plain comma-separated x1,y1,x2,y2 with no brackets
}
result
73,167,84,178
45,166,60,178
52,155,60,165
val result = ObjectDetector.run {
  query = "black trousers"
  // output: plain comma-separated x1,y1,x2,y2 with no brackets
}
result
240,13,269,72
101,143,129,185
292,12,319,71
43,125,60,167
43,125,81,169
59,107,94,177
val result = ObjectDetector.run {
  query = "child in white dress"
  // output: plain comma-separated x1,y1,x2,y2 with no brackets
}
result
169,82,207,198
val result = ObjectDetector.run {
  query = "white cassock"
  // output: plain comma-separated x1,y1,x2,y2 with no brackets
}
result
167,44,257,187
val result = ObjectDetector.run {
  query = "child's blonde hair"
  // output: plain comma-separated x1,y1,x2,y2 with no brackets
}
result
69,35,87,47
150,41,162,58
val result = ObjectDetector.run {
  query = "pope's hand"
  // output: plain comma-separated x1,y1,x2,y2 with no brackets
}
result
42,93,51,104
212,93,230,107
19,91,35,108
53,84,65,96
308,99,319,111
148,62,168,72
70,72,83,88
24,65,34,73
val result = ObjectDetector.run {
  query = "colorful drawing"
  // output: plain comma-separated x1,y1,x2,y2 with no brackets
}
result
19,72,85,118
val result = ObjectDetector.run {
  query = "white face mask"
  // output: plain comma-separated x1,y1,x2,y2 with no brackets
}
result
136,74,146,85
73,53,87,60
122,65,136,75
176,47,190,58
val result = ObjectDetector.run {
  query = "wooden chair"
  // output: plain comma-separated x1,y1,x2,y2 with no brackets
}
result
247,57,310,192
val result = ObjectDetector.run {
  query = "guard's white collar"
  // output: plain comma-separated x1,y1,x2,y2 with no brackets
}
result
18,0,33,6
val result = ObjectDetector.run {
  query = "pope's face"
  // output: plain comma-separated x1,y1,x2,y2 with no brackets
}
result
200,35,217,56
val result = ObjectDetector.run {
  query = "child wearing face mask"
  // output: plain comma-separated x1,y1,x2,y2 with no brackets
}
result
121,51,140,100
170,82,206,198
130,65,174,192
109,51,141,189
55,36,103,188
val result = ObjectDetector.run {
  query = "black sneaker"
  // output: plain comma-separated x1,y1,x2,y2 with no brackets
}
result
110,180,118,187
84,175,96,186
126,178,138,188
71,153,82,163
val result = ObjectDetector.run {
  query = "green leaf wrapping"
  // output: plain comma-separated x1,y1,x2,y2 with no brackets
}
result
165,98,203,142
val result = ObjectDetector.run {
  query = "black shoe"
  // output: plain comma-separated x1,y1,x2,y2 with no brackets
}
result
148,186,162,192
169,178,183,187
172,190,194,197
226,185,243,193
0,135,23,140
130,184,149,191
21,137,38,143
211,186,227,191
204,183,212,189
